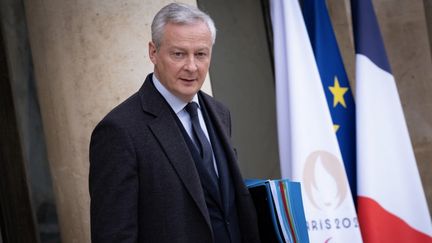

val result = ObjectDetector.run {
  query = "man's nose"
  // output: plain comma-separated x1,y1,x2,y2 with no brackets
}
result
184,56,198,72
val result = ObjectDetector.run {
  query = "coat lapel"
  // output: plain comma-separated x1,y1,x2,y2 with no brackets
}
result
199,93,236,217
138,76,212,229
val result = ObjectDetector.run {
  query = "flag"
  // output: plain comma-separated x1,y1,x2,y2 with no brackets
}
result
352,0,432,242
302,0,357,200
270,0,362,241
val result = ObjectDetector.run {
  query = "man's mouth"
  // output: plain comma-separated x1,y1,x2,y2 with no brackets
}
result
180,78,197,82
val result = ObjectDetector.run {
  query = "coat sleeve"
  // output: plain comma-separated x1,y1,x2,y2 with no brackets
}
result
89,119,138,243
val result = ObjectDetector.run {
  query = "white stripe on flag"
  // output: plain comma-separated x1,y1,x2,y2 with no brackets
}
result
356,53,432,235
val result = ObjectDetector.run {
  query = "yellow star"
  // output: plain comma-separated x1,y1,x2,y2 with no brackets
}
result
333,124,340,133
328,76,348,108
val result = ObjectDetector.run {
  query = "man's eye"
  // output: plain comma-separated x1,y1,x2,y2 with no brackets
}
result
196,52,208,58
173,52,184,57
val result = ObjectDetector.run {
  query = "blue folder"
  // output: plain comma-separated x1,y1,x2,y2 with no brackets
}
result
245,179,309,243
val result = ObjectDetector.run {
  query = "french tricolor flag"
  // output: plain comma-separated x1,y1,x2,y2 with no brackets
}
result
352,0,432,242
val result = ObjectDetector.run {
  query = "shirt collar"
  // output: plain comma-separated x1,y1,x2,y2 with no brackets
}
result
152,74,200,114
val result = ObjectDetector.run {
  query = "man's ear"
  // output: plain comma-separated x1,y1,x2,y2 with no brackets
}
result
148,41,157,64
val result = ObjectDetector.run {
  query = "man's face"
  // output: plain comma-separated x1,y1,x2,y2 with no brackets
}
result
149,21,213,102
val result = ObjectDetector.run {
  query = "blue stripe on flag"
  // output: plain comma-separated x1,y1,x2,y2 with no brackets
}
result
302,0,357,200
351,0,391,73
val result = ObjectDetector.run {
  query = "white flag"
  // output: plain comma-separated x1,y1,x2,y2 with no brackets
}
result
270,0,363,242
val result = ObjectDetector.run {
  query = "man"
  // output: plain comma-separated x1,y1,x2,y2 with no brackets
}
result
89,3,260,243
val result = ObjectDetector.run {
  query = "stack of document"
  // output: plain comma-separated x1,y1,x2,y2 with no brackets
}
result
245,179,309,243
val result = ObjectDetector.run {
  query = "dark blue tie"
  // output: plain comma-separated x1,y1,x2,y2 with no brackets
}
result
185,102,219,182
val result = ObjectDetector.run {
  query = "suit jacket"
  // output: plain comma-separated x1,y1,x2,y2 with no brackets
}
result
89,74,260,243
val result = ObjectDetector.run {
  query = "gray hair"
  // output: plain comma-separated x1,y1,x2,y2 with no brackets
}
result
151,3,216,49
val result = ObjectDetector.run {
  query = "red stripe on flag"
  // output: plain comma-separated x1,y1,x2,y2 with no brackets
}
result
358,196,432,242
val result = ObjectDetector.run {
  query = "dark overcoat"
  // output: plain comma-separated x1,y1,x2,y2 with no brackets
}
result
89,74,260,243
